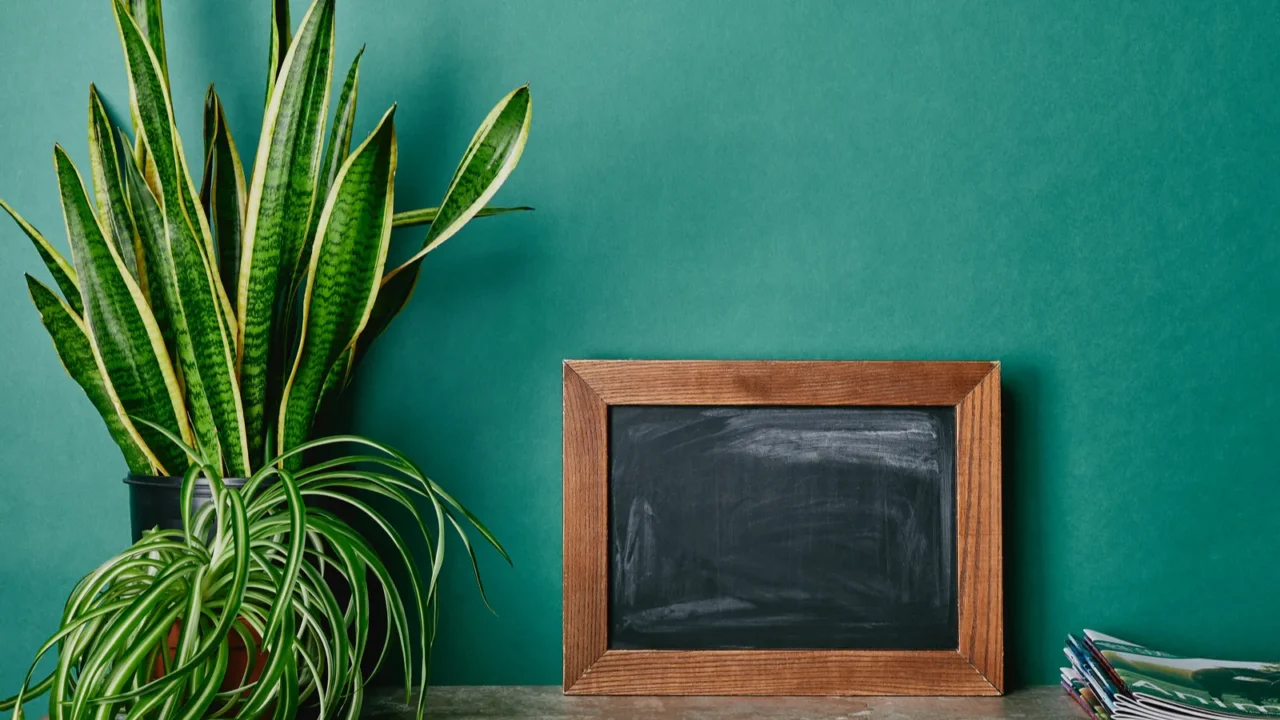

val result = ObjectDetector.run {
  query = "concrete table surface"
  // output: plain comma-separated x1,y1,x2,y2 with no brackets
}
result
364,686,1082,719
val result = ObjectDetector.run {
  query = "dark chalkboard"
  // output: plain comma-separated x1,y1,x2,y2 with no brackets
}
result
608,405,957,651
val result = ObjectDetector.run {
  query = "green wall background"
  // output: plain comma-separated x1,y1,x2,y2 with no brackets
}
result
2,0,1278,694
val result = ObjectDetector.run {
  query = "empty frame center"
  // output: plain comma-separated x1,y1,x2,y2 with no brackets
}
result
608,405,958,651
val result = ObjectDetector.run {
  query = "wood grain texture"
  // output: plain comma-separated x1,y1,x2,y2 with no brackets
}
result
567,650,998,696
563,360,1003,696
565,360,994,406
563,363,609,691
955,364,1003,693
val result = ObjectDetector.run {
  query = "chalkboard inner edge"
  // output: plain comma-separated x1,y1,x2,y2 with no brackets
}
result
606,404,960,652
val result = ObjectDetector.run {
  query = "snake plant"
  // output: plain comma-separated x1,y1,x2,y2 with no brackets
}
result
4,0,532,477
1,428,508,720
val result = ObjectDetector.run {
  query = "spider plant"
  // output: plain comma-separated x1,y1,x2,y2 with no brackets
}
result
4,0,532,477
1,427,506,720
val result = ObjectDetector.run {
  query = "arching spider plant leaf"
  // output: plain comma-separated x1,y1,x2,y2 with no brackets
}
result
3,433,504,720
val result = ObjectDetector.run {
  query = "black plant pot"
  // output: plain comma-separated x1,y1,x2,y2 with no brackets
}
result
124,475,249,543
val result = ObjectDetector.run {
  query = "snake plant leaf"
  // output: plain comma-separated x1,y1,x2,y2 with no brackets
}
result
25,274,153,475
294,47,364,305
112,0,222,277
200,86,247,315
125,139,252,475
303,51,375,421
344,259,408,376
353,86,531,371
119,129,176,360
279,107,396,461
390,204,532,229
313,347,352,420
126,0,168,89
121,162,202,454
114,0,237,375
88,85,142,280
123,0,168,191
398,85,531,268
114,0,251,472
54,145,190,475
319,48,363,202
0,198,83,316
265,0,292,106
237,0,335,465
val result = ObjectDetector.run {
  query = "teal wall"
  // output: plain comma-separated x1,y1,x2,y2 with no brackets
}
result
2,0,1279,696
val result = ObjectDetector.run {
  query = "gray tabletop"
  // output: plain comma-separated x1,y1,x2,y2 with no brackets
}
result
364,685,1083,719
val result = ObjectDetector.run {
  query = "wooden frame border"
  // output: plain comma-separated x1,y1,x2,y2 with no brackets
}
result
563,361,1002,696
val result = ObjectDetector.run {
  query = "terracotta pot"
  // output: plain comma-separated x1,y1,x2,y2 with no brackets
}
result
156,619,268,713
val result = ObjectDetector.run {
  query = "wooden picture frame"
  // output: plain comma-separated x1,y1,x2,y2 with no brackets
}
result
562,360,1002,696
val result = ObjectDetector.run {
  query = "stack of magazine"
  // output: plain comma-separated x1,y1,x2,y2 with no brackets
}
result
1063,630,1280,719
